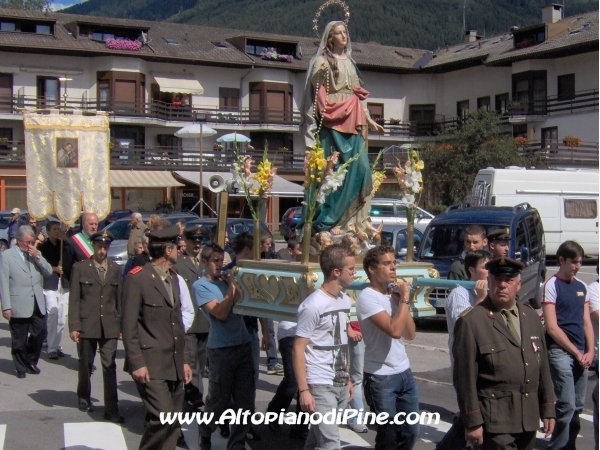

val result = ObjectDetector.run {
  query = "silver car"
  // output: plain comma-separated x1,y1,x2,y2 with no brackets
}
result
370,198,433,233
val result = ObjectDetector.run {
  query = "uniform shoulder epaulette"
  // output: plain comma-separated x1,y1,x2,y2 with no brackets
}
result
524,303,535,310
129,266,143,275
459,306,473,318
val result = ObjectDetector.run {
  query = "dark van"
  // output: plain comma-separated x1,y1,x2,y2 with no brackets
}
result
416,202,546,311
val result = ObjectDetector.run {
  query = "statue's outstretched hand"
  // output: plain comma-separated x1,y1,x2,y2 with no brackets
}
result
367,117,385,133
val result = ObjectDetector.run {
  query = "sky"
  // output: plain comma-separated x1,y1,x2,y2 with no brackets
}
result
52,0,86,11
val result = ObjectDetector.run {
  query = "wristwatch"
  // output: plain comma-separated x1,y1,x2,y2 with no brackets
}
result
399,299,410,305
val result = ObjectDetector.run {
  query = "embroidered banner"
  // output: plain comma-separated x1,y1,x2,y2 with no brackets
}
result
23,110,111,224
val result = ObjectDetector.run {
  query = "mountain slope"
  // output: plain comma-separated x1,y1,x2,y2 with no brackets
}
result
63,0,598,50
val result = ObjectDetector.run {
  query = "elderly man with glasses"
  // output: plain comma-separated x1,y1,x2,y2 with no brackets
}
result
0,225,52,378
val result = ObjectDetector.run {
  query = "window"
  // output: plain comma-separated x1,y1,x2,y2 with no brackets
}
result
163,37,179,45
370,204,395,217
37,77,60,107
525,215,539,250
0,22,15,32
97,71,145,113
512,124,527,138
35,24,51,34
557,74,575,101
246,39,296,57
219,87,240,110
477,96,490,111
249,82,293,123
457,100,469,120
515,220,527,251
513,26,546,49
564,199,597,219
541,127,558,150
0,73,12,113
512,71,547,114
408,104,435,123
495,93,509,114
367,103,384,122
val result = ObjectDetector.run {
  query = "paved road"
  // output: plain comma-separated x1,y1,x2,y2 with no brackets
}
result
0,258,596,449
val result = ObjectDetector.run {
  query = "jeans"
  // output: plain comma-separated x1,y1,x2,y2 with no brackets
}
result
364,368,420,450
266,319,279,367
347,338,365,425
267,337,297,412
305,384,350,450
44,289,69,353
250,331,260,386
200,343,254,450
547,344,588,450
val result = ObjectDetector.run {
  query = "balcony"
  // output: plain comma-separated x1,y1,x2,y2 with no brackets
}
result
0,95,301,126
507,89,598,117
521,139,599,167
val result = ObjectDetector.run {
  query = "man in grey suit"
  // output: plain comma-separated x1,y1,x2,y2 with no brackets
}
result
0,225,52,378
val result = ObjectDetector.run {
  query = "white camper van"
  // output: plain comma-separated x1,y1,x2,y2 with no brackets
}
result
471,167,599,257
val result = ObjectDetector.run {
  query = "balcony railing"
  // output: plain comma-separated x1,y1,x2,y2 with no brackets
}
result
507,89,598,116
521,140,599,165
0,95,301,125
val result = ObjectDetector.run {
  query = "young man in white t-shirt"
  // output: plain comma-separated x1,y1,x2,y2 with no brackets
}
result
293,244,355,449
356,245,419,449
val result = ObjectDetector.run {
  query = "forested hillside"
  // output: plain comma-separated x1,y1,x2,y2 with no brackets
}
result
63,0,598,50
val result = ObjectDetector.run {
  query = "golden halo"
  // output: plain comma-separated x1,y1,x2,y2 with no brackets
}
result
312,0,350,38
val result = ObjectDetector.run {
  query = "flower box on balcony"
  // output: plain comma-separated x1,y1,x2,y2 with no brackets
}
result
563,136,581,148
105,38,142,51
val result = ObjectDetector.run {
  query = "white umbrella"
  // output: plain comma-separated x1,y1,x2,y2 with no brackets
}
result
216,132,251,143
175,124,217,218
174,123,217,138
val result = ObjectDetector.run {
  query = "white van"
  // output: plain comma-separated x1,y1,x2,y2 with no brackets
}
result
471,167,599,257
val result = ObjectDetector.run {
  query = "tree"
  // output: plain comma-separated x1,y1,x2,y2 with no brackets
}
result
0,0,51,10
420,110,547,206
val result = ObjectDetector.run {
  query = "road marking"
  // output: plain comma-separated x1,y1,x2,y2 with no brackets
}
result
0,424,5,450
340,426,371,447
581,413,594,423
64,422,127,450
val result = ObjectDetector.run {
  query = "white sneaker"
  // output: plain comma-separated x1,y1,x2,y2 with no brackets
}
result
349,423,368,433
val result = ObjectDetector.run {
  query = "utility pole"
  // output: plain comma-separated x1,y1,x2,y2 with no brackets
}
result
463,0,467,35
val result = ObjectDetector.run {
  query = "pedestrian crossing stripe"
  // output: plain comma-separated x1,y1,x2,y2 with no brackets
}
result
64,422,127,450
0,424,5,450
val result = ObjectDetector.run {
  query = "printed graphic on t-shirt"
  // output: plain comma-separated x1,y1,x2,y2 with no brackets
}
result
314,308,349,385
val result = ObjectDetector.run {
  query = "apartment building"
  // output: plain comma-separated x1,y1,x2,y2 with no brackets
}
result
0,4,596,220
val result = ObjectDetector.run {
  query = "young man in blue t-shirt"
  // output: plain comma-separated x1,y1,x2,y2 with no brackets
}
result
193,243,254,450
542,240,595,450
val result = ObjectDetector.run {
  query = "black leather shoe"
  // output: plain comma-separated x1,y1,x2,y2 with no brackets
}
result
103,413,125,423
16,371,26,379
176,430,186,448
199,435,211,450
26,364,40,374
218,423,230,438
78,399,93,412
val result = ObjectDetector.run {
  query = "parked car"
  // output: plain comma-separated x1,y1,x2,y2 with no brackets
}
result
416,202,546,313
185,218,275,254
380,225,424,261
105,212,199,265
370,198,433,232
98,210,133,230
280,206,303,240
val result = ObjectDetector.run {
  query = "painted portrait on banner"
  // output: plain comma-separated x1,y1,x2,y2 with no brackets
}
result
56,137,79,168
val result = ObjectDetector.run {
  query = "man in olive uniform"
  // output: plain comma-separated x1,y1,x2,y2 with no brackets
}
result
121,226,192,450
453,258,556,449
69,231,123,422
173,226,209,408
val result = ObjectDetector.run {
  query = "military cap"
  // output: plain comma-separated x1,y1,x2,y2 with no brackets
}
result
148,226,180,244
485,257,525,277
184,226,204,242
487,227,511,242
90,230,114,244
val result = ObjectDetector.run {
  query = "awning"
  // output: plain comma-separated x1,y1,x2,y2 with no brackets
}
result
152,73,204,95
174,171,304,198
110,170,184,188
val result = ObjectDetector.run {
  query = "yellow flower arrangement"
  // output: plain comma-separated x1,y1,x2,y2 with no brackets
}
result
233,146,276,221
369,149,387,197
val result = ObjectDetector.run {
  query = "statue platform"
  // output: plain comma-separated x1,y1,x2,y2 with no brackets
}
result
232,259,441,322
